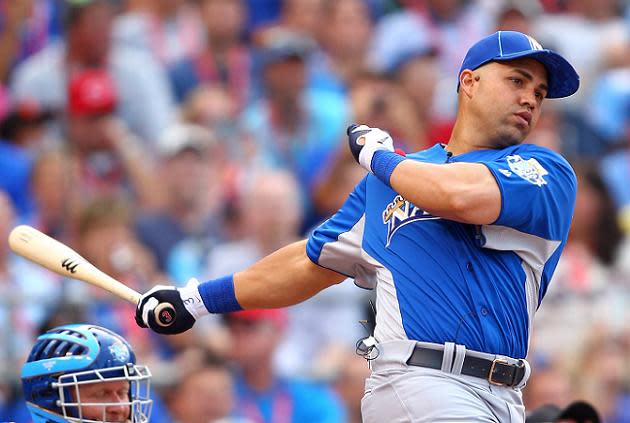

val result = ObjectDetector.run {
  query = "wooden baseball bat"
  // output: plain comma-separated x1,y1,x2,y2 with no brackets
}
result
8,225,175,327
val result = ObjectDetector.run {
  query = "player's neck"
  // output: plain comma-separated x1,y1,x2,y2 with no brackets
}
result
447,113,494,155
446,126,480,156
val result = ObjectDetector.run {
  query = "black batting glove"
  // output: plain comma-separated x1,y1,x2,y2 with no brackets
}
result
135,279,203,335
347,124,395,172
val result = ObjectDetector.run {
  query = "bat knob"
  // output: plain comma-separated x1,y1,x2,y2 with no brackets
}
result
154,303,176,327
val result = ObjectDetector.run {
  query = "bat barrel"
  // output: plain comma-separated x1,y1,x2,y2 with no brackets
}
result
8,225,142,305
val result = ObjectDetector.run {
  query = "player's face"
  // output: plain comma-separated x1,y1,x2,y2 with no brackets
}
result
74,379,131,422
472,58,548,148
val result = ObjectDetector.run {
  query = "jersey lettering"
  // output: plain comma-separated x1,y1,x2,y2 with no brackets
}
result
383,195,440,246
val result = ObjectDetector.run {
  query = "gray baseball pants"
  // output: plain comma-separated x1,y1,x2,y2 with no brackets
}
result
361,340,530,423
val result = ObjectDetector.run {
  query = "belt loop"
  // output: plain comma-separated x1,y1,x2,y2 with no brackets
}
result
441,342,455,373
451,344,466,375
514,359,531,389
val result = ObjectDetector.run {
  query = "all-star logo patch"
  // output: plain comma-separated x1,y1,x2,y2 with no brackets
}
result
383,195,440,246
506,155,548,187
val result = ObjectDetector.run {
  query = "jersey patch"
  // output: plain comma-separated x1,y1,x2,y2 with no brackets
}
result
507,155,548,186
383,195,440,246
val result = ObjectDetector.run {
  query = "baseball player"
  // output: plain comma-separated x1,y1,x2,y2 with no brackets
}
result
136,31,579,422
21,324,152,422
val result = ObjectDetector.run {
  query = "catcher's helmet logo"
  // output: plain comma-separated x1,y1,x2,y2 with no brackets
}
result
109,341,130,363
383,195,440,246
42,360,56,371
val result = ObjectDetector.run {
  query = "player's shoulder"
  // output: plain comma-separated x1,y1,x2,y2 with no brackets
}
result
502,144,575,174
405,144,447,162
496,144,577,194
505,143,565,158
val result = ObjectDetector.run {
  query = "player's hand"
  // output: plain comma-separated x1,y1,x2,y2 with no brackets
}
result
347,124,395,173
135,278,203,335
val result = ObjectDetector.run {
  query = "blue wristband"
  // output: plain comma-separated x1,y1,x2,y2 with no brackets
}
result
198,274,243,314
371,150,406,187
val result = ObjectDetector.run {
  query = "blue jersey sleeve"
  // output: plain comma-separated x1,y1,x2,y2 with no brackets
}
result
484,146,577,240
306,176,376,287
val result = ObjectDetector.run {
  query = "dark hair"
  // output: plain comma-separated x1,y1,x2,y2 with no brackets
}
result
62,0,117,30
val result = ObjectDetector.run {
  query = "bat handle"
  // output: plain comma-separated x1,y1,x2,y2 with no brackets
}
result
153,302,177,327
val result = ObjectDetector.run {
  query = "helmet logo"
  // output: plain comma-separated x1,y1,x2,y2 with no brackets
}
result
42,360,56,371
109,341,130,363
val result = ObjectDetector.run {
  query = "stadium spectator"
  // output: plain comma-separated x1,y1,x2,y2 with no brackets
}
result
114,0,204,67
0,190,62,382
241,33,348,228
0,0,60,85
332,350,371,423
310,0,373,94
64,69,162,210
526,400,601,423
572,330,630,422
29,149,79,241
494,0,541,34
252,0,325,46
168,0,251,107
523,359,574,412
223,309,345,422
532,164,630,357
136,123,224,277
369,0,491,119
165,349,250,423
0,99,54,220
386,46,454,148
10,0,176,145
533,0,627,107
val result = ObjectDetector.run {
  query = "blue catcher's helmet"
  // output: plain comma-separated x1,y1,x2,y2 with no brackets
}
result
21,324,152,423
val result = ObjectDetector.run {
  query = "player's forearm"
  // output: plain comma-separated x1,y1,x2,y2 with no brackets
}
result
389,160,501,224
233,240,346,309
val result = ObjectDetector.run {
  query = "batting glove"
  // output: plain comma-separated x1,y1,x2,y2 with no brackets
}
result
347,124,395,173
135,278,206,335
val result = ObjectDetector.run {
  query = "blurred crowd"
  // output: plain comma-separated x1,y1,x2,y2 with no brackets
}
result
0,0,629,422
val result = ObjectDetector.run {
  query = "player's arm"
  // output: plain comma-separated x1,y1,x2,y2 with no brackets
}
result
389,161,500,224
347,124,500,225
136,175,368,335
135,242,345,334
233,240,345,309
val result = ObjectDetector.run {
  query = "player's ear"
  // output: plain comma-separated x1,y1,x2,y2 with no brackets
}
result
459,69,477,98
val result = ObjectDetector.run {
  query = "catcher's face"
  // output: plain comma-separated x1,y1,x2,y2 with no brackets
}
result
466,58,548,148
74,379,131,422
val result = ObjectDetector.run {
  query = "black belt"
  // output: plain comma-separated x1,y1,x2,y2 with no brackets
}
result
406,346,526,387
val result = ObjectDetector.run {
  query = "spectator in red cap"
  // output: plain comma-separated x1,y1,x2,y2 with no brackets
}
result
10,0,176,146
64,69,162,210
223,308,345,423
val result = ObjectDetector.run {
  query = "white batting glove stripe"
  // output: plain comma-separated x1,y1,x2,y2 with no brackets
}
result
179,278,208,320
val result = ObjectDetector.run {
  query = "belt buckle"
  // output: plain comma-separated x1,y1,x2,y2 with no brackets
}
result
488,358,510,386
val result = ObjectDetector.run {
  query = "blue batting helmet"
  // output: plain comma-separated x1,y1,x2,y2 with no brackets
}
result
21,324,152,423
